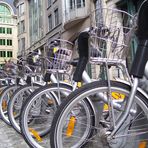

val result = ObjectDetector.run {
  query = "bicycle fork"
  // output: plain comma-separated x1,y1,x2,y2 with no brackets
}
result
110,77,139,137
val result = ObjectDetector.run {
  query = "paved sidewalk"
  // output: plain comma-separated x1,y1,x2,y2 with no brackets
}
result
0,120,29,148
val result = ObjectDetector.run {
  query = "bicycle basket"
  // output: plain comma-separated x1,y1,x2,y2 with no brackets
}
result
46,39,73,73
89,8,134,64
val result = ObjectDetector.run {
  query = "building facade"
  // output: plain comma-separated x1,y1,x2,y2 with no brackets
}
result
0,1,18,66
14,0,95,55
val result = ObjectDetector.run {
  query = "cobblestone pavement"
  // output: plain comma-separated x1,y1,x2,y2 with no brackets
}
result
0,120,29,148
0,118,101,148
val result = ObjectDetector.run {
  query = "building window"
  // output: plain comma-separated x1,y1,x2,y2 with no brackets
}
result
70,0,85,9
18,23,20,34
29,0,43,44
7,51,13,57
0,4,10,15
0,4,12,24
54,8,59,26
7,39,12,46
0,51,6,57
0,27,5,34
20,20,25,33
7,28,12,34
21,38,25,51
0,39,5,45
48,0,52,6
48,14,52,31
19,3,25,16
70,0,75,9
18,39,21,51
77,0,85,8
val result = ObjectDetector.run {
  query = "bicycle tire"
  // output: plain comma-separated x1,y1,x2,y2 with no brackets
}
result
8,84,41,133
0,84,20,125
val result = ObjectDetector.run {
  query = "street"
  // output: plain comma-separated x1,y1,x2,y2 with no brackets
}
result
0,120,29,148
0,118,100,148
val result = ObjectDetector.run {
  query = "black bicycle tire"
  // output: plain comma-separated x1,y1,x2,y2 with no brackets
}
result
8,83,41,133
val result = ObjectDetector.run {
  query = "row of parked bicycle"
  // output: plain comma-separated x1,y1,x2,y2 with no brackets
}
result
0,4,148,148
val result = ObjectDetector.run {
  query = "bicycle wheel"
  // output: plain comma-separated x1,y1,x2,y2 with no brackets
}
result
20,83,83,148
50,80,148,148
0,85,20,125
0,85,7,94
8,84,41,133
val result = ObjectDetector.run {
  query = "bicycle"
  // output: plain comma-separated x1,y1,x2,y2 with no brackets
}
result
0,59,24,125
50,3,148,148
19,38,98,148
7,50,50,129
0,54,43,125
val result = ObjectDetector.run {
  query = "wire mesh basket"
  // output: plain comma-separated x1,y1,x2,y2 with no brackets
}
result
46,39,73,73
89,8,135,64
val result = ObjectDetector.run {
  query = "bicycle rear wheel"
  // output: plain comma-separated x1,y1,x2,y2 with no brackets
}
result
50,80,148,148
0,85,19,125
8,84,41,133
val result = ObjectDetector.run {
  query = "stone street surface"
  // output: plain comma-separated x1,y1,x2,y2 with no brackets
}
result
0,119,107,148
0,117,100,148
0,120,29,148
0,119,138,148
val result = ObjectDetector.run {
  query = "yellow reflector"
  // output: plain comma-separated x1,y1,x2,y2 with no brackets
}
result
103,92,125,111
66,116,76,137
13,112,17,116
53,47,58,53
139,141,147,148
64,79,69,83
77,82,82,88
111,92,125,100
2,100,7,110
103,104,109,111
29,128,42,142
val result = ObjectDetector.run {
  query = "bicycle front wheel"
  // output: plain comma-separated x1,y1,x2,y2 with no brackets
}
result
20,83,74,148
50,80,148,148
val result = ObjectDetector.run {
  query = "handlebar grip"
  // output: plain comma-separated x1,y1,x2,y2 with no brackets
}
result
73,57,88,82
136,0,148,40
130,40,148,78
